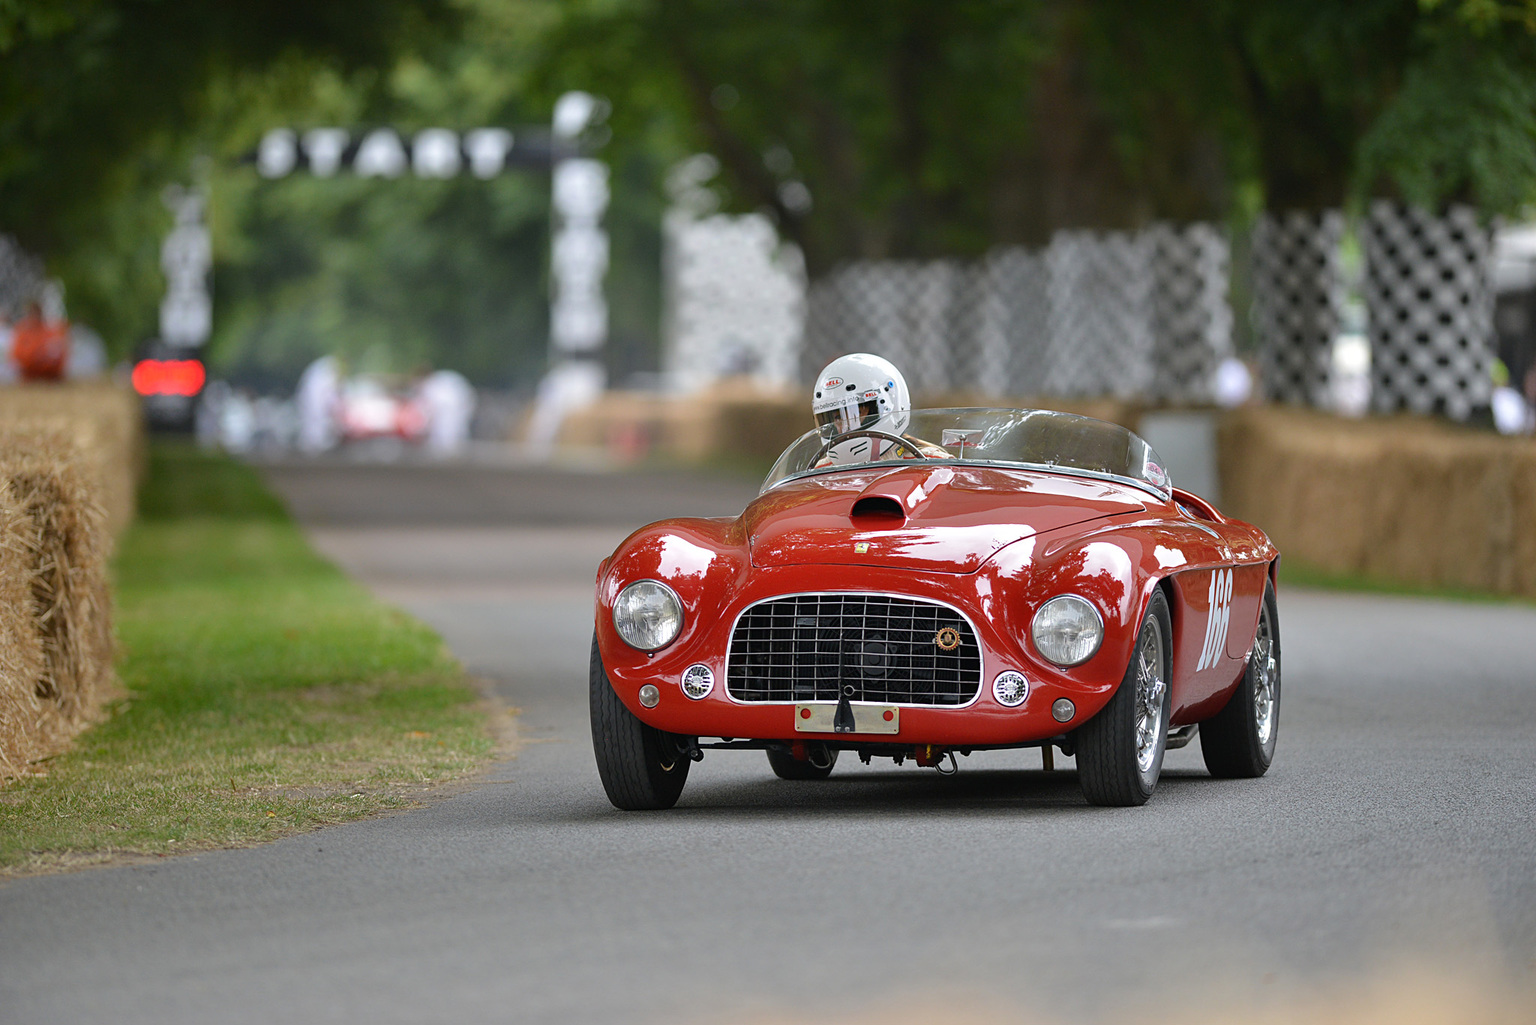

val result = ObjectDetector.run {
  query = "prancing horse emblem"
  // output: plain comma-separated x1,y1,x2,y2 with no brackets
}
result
853,541,870,553
935,627,961,651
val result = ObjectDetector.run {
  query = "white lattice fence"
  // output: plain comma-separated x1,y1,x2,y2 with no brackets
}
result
802,261,964,394
988,248,1050,395
1042,231,1154,398
1252,210,1344,407
662,211,805,389
802,223,1230,401
1148,223,1234,403
1363,202,1496,421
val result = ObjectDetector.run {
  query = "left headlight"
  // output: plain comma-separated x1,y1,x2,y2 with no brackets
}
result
1031,594,1103,666
613,580,684,651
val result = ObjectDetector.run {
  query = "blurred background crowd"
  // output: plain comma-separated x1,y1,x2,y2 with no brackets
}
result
5,0,1536,455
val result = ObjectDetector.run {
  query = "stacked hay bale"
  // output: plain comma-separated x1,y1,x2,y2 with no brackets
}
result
0,479,48,780
1218,406,1536,598
0,381,143,535
0,384,135,782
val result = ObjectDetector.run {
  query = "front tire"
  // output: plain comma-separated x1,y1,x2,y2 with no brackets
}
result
589,634,690,810
766,745,838,780
1200,579,1280,778
1075,589,1172,807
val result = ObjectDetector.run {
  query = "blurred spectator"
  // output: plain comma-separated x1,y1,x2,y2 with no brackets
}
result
197,380,229,449
253,395,297,453
419,368,476,456
1329,334,1371,417
11,301,69,381
65,325,107,378
296,355,340,454
0,313,15,385
1491,386,1533,435
1213,357,1253,408
220,389,256,452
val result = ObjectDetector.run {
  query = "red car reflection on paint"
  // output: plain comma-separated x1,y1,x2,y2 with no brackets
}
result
591,408,1280,809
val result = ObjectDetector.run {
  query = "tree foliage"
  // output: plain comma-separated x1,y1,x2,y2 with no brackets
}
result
0,0,453,345
5,0,1536,383
201,0,667,387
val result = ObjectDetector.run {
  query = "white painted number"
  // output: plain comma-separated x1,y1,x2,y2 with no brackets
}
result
1197,568,1233,672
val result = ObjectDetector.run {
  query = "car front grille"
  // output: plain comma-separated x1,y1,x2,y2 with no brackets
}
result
725,593,982,705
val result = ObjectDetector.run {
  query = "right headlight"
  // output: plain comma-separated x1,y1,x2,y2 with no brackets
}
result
1031,595,1103,666
612,580,684,651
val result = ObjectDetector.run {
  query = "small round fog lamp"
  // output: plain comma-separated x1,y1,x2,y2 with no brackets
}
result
1052,697,1076,723
680,663,714,700
992,671,1029,708
638,684,660,709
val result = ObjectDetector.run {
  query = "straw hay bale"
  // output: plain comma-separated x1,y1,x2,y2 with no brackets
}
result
1218,406,1536,598
0,481,48,781
0,427,118,781
0,380,143,537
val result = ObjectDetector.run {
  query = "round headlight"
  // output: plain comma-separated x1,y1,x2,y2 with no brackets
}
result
613,580,684,651
1031,595,1104,666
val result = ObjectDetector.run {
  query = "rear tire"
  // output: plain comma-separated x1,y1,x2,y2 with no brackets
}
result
589,634,690,810
1201,579,1280,778
1075,589,1172,807
766,746,838,780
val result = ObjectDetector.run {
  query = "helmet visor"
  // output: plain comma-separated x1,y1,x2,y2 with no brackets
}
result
815,399,882,438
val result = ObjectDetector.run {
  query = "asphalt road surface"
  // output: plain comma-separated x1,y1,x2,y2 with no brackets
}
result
3,460,1534,1023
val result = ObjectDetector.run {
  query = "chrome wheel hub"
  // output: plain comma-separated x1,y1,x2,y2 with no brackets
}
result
1134,624,1167,774
1252,607,1276,748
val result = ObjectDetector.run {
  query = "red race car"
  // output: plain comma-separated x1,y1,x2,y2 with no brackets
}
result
591,408,1280,809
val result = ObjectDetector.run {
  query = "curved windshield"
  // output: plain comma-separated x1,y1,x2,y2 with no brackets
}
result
762,407,1171,498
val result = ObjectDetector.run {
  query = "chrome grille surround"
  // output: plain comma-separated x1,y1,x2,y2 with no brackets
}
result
725,592,984,706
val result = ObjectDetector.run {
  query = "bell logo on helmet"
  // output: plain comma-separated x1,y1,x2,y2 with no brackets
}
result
824,377,843,388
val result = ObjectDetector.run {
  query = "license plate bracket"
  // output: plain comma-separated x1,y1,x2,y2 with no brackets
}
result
793,701,900,735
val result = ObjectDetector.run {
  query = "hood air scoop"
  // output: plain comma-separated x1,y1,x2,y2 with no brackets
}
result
747,463,1144,573
850,495,905,522
850,466,955,525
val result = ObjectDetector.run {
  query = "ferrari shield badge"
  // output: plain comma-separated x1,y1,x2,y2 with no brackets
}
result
853,541,870,553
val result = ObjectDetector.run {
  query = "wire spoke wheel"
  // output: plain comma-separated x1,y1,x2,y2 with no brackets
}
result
1201,578,1281,779
1252,606,1276,748
1134,626,1168,775
1076,589,1171,807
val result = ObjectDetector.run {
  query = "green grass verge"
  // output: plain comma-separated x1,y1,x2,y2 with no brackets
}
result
1278,558,1536,606
0,442,494,874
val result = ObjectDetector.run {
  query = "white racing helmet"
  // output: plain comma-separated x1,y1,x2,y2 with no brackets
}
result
811,353,911,464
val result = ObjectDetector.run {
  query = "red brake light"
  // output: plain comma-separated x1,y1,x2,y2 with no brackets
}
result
132,359,206,397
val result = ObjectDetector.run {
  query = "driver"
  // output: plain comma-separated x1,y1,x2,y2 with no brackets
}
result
811,353,950,466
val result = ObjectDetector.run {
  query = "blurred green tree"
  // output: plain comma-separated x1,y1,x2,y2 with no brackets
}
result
546,0,1536,273
8,0,1536,386
0,0,453,348
202,0,668,387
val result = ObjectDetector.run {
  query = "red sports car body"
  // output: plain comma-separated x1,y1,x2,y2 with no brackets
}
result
591,408,1281,809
